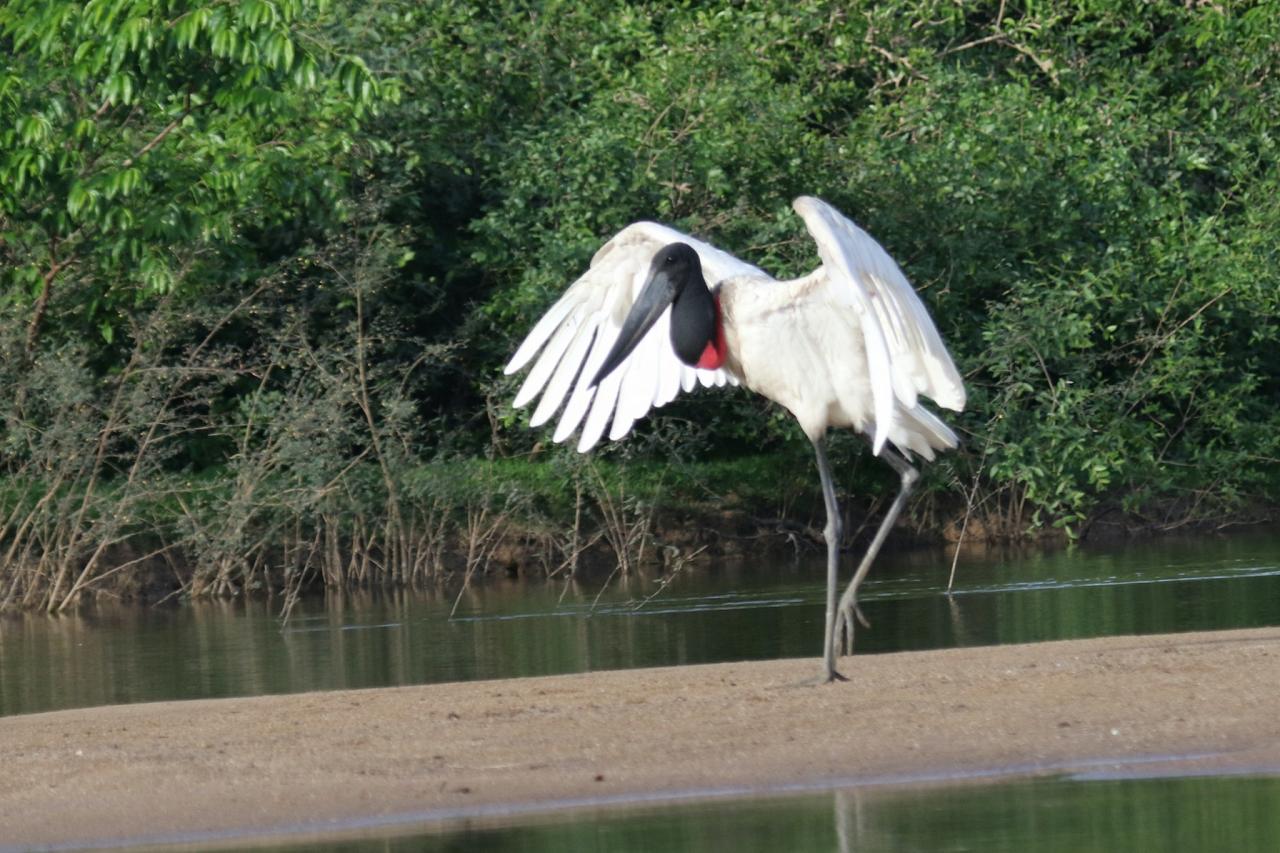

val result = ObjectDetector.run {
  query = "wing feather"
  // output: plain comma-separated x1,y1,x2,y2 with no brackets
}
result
618,309,666,424
529,323,594,427
506,223,743,451
551,324,616,443
679,365,697,393
579,350,627,452
655,332,683,407
505,291,578,375
792,196,965,453
513,315,579,409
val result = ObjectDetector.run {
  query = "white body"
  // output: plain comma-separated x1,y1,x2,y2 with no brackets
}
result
505,196,966,457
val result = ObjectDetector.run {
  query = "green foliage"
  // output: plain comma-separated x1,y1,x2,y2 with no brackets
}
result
0,0,391,349
454,1,1280,533
5,0,1280,606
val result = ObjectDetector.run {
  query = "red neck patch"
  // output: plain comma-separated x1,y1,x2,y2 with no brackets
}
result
695,294,727,370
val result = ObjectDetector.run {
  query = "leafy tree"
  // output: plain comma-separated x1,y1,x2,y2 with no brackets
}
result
0,0,391,353
5,0,1280,608
460,1,1280,533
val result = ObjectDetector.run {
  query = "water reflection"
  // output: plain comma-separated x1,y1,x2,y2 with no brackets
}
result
3,528,1279,718
237,774,1280,852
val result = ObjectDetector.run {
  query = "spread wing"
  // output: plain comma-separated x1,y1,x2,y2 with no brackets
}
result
504,223,762,452
792,196,966,454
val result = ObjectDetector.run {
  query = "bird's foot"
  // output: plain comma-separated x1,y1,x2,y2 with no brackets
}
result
835,601,871,657
791,665,848,687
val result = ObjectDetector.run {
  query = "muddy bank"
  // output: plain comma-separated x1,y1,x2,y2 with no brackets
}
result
3,627,1279,849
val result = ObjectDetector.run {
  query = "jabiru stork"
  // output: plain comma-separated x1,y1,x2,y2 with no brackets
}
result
504,196,966,682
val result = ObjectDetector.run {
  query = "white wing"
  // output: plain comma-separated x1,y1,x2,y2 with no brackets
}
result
504,223,757,452
792,196,966,454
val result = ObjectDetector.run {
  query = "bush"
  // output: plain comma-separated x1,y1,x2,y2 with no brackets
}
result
4,1,1280,607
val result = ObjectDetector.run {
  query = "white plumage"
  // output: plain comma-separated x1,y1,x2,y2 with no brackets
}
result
504,195,966,681
506,221,751,452
505,196,964,457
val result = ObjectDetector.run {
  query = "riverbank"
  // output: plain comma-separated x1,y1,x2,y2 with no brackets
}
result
3,626,1279,849
9,446,1273,613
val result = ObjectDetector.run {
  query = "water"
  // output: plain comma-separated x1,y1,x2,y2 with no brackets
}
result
3,528,1280,718
220,774,1280,852
4,529,1280,851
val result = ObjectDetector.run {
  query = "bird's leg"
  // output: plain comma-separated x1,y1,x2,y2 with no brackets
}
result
812,436,847,682
835,447,918,656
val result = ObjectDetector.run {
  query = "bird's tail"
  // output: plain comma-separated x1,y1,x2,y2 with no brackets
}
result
885,405,959,461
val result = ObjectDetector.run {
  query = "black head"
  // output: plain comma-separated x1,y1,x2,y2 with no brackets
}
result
590,242,714,387
653,242,702,284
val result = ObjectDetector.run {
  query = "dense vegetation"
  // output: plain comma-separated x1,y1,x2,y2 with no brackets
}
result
3,1,1279,609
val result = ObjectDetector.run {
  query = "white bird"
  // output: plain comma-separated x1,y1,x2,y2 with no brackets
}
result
504,196,965,682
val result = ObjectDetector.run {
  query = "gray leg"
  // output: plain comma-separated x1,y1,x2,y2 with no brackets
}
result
813,436,847,682
835,447,918,655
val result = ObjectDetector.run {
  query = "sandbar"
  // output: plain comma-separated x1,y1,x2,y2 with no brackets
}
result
3,627,1279,849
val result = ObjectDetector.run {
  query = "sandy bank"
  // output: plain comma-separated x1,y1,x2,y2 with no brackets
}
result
3,627,1279,849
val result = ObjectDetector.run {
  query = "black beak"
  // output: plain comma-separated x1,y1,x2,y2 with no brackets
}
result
589,269,677,388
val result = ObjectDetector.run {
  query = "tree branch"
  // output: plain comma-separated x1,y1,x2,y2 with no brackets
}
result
25,237,63,356
122,111,189,168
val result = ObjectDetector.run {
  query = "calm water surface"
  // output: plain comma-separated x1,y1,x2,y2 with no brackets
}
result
5,529,1280,851
203,774,1280,852
3,528,1279,717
